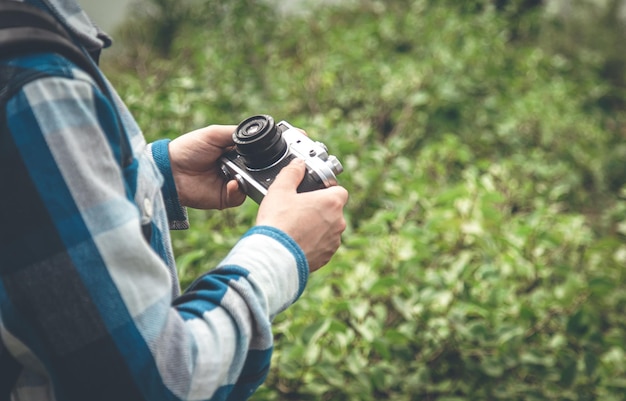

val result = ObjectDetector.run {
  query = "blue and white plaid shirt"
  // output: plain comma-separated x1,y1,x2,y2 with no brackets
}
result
0,1,309,400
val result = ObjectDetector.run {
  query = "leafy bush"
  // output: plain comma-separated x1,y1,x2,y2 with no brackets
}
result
106,0,626,399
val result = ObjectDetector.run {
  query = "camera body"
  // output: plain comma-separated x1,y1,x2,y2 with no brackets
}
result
220,115,343,204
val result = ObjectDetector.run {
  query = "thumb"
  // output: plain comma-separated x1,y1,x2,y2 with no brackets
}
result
269,159,306,192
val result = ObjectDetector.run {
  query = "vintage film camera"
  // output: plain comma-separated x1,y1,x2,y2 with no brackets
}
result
220,114,343,204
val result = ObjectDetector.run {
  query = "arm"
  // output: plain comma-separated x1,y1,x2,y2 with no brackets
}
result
0,67,310,401
156,129,348,399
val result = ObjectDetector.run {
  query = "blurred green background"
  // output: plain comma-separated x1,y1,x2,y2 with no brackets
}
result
102,0,626,399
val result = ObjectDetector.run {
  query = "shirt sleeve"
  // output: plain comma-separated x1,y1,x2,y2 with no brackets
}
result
149,139,189,230
0,68,308,401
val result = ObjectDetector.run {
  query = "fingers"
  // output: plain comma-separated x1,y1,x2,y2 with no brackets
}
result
322,185,349,205
187,124,238,149
223,179,246,209
267,159,306,193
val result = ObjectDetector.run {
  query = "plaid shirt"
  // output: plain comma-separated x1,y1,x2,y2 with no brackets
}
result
0,1,309,400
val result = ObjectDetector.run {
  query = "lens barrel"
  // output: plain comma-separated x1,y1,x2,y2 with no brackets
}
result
233,115,288,169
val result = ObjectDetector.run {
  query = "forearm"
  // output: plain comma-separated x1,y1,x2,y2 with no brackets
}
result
172,226,308,399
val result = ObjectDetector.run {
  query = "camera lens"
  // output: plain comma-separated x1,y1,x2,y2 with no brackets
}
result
233,115,288,169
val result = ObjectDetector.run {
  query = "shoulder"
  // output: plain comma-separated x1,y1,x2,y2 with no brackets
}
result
1,52,101,102
1,52,118,168
2,52,109,131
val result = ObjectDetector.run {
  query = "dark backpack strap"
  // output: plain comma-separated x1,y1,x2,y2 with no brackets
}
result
0,1,133,167
0,1,108,95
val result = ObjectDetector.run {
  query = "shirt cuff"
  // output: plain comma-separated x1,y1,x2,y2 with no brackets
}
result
216,225,310,313
242,225,309,300
150,139,189,229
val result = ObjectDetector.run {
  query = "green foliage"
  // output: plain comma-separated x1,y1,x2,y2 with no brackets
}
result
106,0,626,399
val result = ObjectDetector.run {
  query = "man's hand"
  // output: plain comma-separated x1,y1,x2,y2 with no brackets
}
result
168,125,246,210
256,159,349,272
